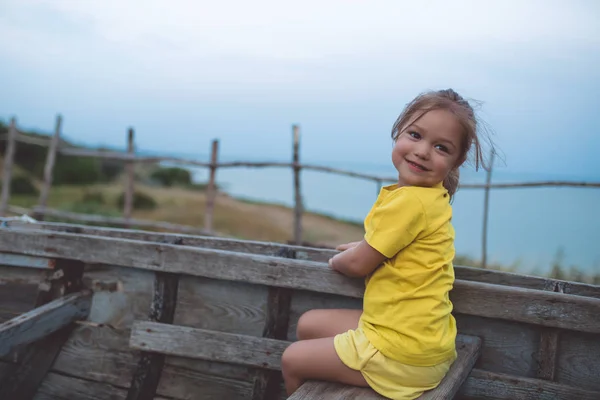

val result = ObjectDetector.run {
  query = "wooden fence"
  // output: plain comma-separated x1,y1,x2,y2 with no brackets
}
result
1,115,599,267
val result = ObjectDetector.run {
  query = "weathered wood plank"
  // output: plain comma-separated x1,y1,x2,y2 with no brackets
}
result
2,228,600,334
0,253,55,269
126,238,181,400
252,247,295,400
0,290,91,357
455,314,540,378
174,277,267,336
459,369,600,400
9,220,600,300
288,381,385,400
48,324,253,400
0,259,85,400
130,321,288,370
34,372,128,400
418,335,481,399
556,330,600,391
536,281,564,380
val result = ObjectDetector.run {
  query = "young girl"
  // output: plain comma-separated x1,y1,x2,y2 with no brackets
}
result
281,89,489,399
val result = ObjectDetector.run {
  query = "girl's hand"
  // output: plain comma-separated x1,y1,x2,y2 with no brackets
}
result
335,241,361,251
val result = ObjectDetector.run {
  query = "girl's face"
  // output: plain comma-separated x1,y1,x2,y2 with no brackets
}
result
392,109,463,189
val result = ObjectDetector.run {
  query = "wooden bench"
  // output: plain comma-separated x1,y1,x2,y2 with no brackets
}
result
129,320,482,399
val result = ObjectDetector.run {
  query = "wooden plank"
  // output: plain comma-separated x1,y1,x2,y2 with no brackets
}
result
0,290,91,357
252,247,295,400
174,277,267,336
9,220,600,299
556,330,600,391
459,369,600,400
34,371,129,400
126,238,181,400
130,321,288,370
0,253,55,269
0,267,44,324
536,281,563,380
289,381,385,400
455,314,540,377
3,228,600,334
0,259,85,400
418,335,481,399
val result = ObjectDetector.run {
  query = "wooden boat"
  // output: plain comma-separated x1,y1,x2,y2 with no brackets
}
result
0,220,599,399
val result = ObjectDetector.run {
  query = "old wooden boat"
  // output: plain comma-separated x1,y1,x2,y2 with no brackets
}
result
0,220,599,400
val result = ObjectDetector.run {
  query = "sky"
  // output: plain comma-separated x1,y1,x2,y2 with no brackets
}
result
1,0,599,180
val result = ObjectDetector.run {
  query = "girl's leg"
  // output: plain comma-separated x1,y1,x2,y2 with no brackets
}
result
281,337,369,395
283,308,364,395
296,308,362,340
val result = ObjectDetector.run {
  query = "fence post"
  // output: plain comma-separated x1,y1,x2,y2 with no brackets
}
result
481,150,495,268
35,114,62,221
0,117,17,217
204,139,219,232
123,128,135,227
292,124,303,245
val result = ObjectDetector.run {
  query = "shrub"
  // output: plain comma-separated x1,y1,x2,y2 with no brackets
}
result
81,190,105,205
9,175,39,196
150,167,192,187
116,191,157,210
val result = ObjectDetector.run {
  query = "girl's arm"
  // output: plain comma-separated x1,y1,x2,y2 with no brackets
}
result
328,240,387,278
335,241,361,251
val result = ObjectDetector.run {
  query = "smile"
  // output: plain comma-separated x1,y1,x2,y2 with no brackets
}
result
406,159,430,172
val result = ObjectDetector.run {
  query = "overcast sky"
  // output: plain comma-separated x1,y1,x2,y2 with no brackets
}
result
1,0,599,179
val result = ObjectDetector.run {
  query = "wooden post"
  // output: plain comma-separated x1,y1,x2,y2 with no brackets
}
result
0,117,17,217
123,128,135,227
292,125,303,245
35,115,62,221
204,139,219,232
481,150,495,268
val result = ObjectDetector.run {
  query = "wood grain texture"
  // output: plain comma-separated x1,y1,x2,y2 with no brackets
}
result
252,246,295,400
130,321,288,370
455,314,540,377
418,335,481,399
34,372,128,400
3,228,599,333
0,253,55,269
555,330,600,391
0,290,91,357
459,369,600,400
288,381,385,400
11,220,600,300
0,260,85,400
174,276,267,336
126,267,179,400
0,267,42,323
48,323,253,399
536,282,563,380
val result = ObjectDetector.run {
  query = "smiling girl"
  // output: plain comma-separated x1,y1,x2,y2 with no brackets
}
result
281,89,491,399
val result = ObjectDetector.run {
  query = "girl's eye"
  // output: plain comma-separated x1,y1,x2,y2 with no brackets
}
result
435,144,449,153
408,131,420,139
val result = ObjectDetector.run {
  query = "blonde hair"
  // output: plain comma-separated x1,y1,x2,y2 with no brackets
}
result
391,89,490,198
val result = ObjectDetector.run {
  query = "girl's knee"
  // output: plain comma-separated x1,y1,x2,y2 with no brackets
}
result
296,309,320,340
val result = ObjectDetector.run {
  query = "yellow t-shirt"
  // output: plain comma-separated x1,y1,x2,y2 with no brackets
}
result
360,182,457,366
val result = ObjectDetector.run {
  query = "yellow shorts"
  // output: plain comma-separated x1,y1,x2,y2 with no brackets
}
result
333,327,456,400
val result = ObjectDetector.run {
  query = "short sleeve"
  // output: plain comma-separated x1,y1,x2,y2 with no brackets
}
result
364,189,427,258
